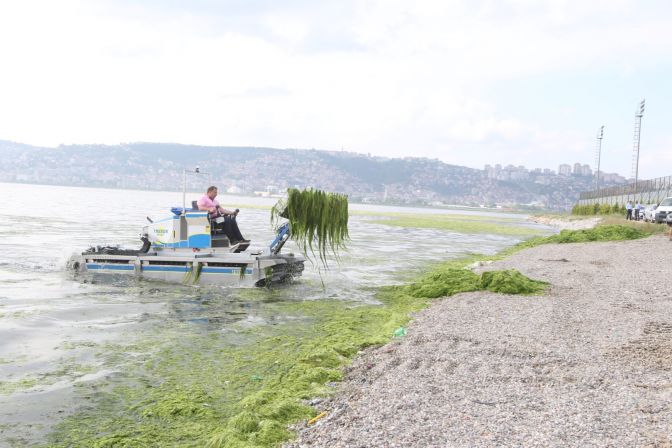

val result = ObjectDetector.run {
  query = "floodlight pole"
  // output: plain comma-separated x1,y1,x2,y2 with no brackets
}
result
631,99,645,194
595,125,604,193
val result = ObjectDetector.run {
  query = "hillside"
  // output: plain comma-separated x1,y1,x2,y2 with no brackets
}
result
0,140,620,210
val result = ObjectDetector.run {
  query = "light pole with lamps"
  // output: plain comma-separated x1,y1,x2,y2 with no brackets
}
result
594,125,604,194
631,99,645,195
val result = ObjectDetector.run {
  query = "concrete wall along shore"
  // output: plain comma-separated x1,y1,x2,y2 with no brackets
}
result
579,175,672,206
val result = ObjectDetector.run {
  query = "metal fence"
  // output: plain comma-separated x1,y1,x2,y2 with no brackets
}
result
578,175,672,206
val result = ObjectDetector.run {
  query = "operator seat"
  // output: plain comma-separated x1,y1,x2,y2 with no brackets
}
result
194,199,230,246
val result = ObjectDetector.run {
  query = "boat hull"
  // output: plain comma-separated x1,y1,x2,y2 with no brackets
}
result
69,250,304,287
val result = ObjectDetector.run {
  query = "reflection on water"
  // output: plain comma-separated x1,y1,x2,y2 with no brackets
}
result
0,182,552,445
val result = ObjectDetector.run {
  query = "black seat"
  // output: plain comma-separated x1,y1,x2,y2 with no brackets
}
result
191,200,199,210
211,234,230,247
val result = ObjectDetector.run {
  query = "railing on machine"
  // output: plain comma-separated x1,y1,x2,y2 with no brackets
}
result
182,168,212,213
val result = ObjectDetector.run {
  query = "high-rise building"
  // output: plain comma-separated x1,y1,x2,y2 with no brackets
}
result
558,164,572,176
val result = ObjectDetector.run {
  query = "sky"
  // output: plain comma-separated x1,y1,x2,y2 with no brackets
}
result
1,0,671,179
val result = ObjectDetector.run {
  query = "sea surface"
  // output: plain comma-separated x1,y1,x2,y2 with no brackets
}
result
0,182,551,445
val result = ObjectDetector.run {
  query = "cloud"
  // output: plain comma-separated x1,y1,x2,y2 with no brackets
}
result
0,0,671,177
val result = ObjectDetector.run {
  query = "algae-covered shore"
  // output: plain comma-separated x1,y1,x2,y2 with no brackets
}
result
5,201,658,447
290,226,672,447
3,198,547,448
42,254,547,447
40,221,655,447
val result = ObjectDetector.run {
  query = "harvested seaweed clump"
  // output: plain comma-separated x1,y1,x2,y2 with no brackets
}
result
480,269,547,295
508,224,652,254
271,188,349,265
404,268,481,299
403,267,546,299
552,225,649,243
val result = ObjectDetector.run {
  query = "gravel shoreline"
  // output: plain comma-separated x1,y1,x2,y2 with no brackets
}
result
527,215,603,230
288,235,672,447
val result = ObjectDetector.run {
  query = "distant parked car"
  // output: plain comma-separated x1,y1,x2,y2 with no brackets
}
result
642,204,658,222
655,197,672,223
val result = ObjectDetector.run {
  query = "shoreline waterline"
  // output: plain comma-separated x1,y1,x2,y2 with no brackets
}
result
0,182,550,446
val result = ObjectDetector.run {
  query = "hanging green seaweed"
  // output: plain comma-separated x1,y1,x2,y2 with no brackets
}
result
182,261,203,285
192,262,203,284
271,188,349,266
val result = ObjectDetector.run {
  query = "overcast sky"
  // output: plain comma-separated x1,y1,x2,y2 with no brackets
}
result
1,0,671,178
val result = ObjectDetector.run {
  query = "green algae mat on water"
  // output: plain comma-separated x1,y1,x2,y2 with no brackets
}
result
44,296,419,448
44,224,650,448
44,272,546,448
365,214,545,236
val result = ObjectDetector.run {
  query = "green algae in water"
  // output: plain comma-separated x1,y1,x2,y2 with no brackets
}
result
45,295,419,447
0,377,39,394
0,361,97,395
350,209,521,222
141,385,214,418
366,215,543,236
228,411,261,434
45,268,546,448
45,224,646,448
206,418,292,448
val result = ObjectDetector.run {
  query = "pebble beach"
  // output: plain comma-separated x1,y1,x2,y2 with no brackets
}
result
288,234,672,447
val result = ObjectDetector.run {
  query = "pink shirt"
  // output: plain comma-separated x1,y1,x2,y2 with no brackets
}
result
197,195,219,218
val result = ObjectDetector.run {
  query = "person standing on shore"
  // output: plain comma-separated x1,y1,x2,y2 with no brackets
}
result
635,202,642,221
626,201,633,220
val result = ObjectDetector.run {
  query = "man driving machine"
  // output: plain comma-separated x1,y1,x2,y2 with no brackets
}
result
197,186,249,245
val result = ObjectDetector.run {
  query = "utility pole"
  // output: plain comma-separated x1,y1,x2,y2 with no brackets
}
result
594,125,604,192
631,99,645,193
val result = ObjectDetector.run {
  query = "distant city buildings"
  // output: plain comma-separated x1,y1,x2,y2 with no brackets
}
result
558,164,572,176
484,163,567,181
573,163,592,176
484,164,531,181
483,162,624,187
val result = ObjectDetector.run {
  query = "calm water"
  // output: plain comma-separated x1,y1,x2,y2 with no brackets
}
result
0,183,550,445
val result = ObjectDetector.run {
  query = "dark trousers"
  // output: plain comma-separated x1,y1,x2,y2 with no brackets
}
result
214,216,244,242
626,209,632,220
